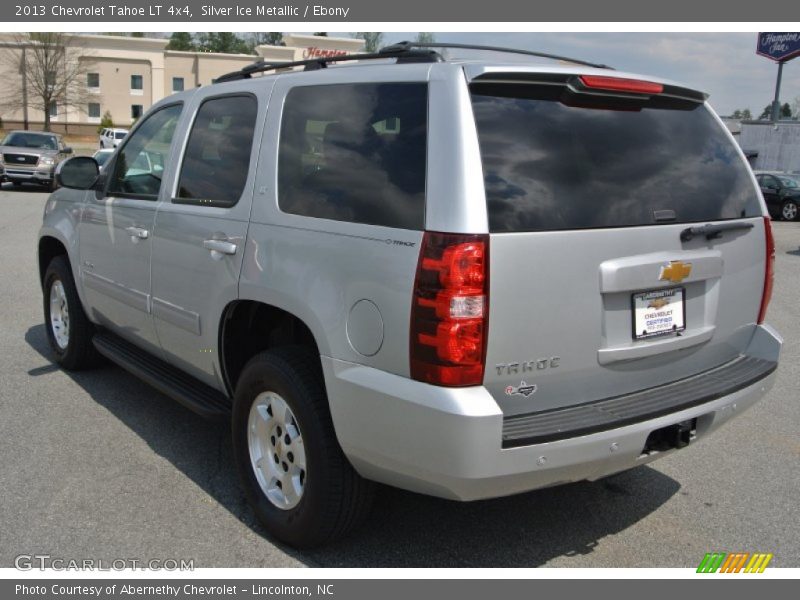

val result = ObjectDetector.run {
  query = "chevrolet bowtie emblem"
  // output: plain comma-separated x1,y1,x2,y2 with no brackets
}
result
659,260,692,283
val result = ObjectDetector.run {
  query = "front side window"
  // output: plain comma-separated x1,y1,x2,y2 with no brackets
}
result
131,75,143,90
175,95,258,207
107,103,182,199
277,83,428,230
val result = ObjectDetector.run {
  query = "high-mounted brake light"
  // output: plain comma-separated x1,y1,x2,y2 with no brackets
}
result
579,75,663,95
758,216,775,324
410,232,489,387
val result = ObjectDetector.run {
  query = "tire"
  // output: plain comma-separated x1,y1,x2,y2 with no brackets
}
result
232,347,374,548
43,256,101,370
781,199,798,221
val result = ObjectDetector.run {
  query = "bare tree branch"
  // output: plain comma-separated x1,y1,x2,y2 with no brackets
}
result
0,32,98,131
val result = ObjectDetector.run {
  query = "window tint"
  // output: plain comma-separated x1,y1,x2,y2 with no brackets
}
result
175,95,258,207
471,85,761,233
107,103,182,199
278,83,427,230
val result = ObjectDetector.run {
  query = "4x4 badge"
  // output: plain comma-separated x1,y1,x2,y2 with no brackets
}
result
505,381,538,397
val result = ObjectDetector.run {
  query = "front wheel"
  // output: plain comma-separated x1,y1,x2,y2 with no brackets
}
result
43,256,101,370
781,199,798,221
232,347,374,548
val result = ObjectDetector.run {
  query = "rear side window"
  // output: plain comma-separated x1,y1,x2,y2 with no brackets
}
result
278,83,427,230
176,94,258,207
471,84,761,233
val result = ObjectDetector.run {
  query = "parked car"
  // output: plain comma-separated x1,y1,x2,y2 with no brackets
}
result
1,130,72,190
39,43,782,548
99,128,128,149
754,171,800,221
92,148,115,170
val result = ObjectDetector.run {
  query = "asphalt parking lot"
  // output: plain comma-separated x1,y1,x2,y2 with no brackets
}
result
0,185,798,569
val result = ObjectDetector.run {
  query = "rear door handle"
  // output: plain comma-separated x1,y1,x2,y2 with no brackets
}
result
203,239,238,256
125,226,149,240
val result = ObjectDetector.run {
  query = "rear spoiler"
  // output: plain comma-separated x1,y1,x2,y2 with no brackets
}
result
470,71,708,104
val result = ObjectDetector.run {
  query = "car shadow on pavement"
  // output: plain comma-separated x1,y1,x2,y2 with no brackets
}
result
0,182,51,194
25,323,680,568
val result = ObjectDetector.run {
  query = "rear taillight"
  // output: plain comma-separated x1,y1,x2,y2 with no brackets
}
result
410,232,488,387
578,75,664,95
758,216,775,324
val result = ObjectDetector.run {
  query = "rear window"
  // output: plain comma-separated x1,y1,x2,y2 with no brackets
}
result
278,82,427,230
471,84,761,233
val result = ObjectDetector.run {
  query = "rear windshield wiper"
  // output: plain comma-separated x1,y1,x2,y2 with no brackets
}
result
680,222,755,242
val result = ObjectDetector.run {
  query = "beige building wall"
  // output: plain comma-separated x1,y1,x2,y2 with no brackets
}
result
0,33,365,136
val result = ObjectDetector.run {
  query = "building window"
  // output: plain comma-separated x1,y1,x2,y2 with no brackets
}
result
88,103,101,118
130,75,143,95
87,72,100,89
45,71,57,89
131,105,143,120
172,77,184,93
48,101,58,117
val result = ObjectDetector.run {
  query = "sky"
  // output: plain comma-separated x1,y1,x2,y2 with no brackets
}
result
368,32,800,117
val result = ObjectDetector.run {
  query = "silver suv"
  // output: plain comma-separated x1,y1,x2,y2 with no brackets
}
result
38,43,782,548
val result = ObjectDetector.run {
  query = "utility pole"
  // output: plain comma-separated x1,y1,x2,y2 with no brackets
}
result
770,60,785,123
21,47,29,130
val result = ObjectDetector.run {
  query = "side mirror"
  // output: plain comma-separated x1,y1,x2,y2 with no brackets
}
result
56,156,99,190
62,147,73,154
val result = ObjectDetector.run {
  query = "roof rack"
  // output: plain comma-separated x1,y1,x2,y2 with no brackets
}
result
213,46,442,83
212,40,611,84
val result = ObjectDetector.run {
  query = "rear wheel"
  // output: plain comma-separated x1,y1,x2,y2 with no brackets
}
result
781,199,798,221
232,347,374,548
43,256,101,370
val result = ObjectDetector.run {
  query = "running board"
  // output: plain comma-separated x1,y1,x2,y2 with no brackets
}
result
93,332,231,419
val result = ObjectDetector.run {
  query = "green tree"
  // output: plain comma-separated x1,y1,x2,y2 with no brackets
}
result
314,32,328,37
355,32,383,53
781,102,792,118
732,109,742,119
98,110,113,134
415,32,436,44
742,108,752,120
196,33,251,54
130,32,145,38
758,105,771,120
166,32,196,51
248,33,284,52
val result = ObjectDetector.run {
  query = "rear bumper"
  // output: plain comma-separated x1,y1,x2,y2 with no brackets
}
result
323,324,781,501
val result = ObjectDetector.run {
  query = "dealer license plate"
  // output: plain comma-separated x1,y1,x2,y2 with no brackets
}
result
632,288,686,340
